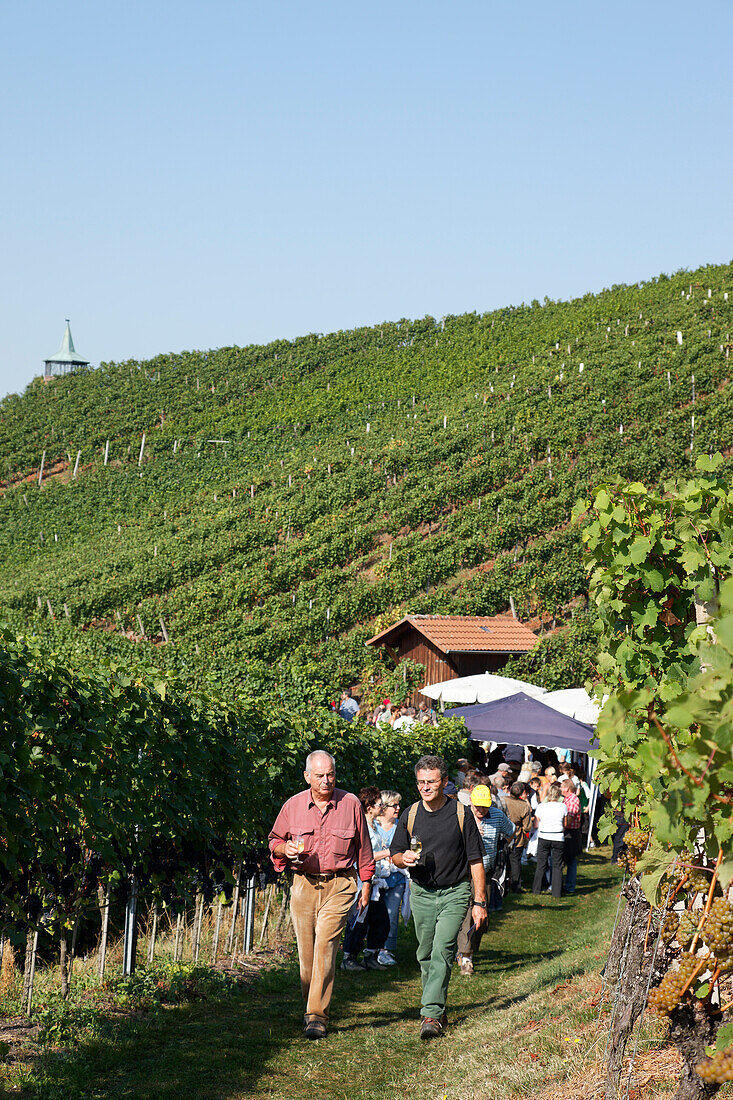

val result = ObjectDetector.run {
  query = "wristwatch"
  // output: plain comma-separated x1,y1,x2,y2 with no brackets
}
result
473,900,487,909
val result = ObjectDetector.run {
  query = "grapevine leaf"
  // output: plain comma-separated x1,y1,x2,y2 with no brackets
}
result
711,1022,733,1053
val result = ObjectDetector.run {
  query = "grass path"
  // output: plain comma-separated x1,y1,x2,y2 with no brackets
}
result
26,855,632,1100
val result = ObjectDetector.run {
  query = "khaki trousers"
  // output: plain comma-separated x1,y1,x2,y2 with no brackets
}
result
456,899,484,958
290,870,356,1023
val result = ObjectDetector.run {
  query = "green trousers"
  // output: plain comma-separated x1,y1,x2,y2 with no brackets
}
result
410,880,472,1019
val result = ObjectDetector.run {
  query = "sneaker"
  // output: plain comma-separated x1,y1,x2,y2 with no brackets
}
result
460,956,474,976
377,949,396,966
304,1018,327,1040
363,951,387,971
420,1016,444,1040
341,954,367,972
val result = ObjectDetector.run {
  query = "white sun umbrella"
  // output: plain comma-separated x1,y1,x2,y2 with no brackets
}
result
541,688,602,725
420,672,547,705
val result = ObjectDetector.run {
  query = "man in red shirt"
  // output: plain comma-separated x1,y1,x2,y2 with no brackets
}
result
269,750,375,1040
561,777,582,895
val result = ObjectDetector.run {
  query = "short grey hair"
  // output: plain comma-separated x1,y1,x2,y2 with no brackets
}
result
305,750,336,774
415,754,447,779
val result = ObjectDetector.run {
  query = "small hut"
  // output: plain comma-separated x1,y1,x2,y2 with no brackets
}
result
44,321,89,380
366,614,539,704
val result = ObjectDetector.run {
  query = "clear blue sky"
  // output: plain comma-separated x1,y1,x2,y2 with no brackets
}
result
2,0,731,399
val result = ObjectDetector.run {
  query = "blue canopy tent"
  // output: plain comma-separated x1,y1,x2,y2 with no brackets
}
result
444,691,598,751
445,692,600,849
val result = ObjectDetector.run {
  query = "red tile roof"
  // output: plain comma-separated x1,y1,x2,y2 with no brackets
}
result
366,615,538,654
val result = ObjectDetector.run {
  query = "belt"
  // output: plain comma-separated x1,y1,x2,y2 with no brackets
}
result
295,870,338,881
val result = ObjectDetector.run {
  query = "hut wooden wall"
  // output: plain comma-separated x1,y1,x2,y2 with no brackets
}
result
397,631,456,698
375,625,521,707
389,628,510,706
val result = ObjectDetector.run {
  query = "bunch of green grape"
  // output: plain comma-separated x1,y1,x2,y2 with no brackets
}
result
702,898,733,972
665,851,691,887
696,1046,733,1084
647,954,700,1015
660,912,680,943
624,827,650,855
676,911,698,947
685,863,711,894
617,850,637,873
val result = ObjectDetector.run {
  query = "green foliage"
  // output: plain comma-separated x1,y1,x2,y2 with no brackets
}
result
501,611,598,689
2,262,732,700
0,622,463,940
582,453,733,852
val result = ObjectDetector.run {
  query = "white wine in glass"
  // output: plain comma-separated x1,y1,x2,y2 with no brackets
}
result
410,836,423,857
294,835,305,864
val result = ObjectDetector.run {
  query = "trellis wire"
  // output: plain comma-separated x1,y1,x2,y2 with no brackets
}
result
603,879,643,1065
596,873,628,1020
622,880,674,1100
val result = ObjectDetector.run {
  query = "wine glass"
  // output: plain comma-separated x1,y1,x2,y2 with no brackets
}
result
410,835,423,859
293,835,305,865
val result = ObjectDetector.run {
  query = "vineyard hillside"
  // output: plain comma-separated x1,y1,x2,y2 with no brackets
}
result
2,261,733,701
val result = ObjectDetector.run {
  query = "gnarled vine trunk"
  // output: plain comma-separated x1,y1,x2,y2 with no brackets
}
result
604,879,666,1099
668,1001,722,1100
604,880,730,1100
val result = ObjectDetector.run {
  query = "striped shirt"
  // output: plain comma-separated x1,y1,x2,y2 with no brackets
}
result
476,803,515,871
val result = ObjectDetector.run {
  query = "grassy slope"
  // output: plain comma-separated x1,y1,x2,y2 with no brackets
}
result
14,855,694,1100
1,262,733,701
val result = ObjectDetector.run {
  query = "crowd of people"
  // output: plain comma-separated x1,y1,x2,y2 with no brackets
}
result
268,741,593,1042
334,690,438,728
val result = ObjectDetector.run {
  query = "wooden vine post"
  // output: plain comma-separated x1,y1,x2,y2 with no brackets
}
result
211,899,223,963
23,929,39,1015
192,893,204,964
98,886,110,982
147,905,158,965
226,863,243,955
174,912,185,963
259,884,275,947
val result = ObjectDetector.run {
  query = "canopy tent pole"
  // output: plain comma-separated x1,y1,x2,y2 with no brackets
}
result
585,755,599,851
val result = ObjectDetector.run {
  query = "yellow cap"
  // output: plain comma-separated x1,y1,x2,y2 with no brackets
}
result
470,784,493,807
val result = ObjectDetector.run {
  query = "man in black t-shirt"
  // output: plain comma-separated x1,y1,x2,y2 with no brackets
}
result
391,754,487,1040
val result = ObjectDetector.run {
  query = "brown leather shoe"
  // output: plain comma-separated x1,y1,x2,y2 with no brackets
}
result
304,1018,327,1040
420,1016,444,1039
